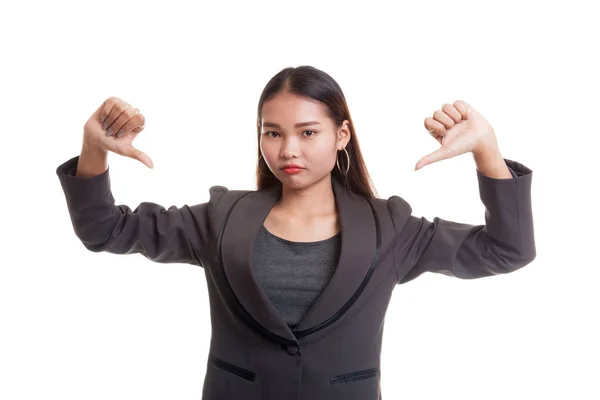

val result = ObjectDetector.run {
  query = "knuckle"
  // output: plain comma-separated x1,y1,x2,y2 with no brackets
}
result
114,101,126,112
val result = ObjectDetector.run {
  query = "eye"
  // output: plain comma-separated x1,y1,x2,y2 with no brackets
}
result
262,130,317,138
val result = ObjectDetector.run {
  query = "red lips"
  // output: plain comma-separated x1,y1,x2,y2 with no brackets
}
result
281,164,304,170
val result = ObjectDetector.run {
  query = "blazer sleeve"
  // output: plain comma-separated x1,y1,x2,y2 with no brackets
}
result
56,155,228,267
390,158,536,284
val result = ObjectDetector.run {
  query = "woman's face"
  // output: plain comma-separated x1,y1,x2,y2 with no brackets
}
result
259,92,350,189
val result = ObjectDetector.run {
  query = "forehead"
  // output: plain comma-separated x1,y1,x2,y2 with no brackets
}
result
261,92,328,123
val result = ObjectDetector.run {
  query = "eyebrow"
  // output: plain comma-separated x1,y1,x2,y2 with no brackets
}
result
262,121,321,129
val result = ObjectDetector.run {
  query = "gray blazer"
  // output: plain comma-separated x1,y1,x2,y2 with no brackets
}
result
56,155,536,400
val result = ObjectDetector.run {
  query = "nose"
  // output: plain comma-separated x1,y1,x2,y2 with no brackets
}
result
280,137,300,159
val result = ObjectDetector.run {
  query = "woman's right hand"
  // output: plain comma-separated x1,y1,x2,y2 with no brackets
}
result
83,97,153,169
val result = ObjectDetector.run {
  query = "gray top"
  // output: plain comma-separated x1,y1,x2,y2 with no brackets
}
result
251,225,341,329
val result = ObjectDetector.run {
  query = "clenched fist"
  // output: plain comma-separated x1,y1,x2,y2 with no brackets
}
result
83,97,153,169
415,100,500,171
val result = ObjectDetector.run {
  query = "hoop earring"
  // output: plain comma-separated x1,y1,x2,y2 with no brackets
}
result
336,147,350,175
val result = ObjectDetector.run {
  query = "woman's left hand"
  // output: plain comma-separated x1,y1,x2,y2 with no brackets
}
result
415,100,500,171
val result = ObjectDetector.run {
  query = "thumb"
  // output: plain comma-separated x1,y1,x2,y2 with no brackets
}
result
414,146,453,171
123,144,154,169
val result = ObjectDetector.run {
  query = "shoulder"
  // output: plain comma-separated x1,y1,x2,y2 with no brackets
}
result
207,185,256,198
370,194,414,234
206,185,255,209
208,185,229,198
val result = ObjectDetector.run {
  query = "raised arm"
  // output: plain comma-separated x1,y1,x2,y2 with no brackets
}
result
56,96,227,267
56,154,228,266
391,158,536,284
56,156,227,266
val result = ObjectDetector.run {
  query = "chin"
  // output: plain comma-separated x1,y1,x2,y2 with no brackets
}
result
282,178,305,189
281,172,331,190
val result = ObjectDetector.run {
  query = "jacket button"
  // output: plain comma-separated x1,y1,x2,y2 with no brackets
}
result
285,344,299,355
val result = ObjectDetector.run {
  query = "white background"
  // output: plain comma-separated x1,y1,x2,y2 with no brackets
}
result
1,0,598,399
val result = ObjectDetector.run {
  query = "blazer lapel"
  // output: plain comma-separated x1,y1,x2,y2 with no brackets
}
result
220,178,378,341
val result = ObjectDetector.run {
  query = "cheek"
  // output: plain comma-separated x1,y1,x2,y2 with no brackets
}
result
308,145,336,164
260,146,279,168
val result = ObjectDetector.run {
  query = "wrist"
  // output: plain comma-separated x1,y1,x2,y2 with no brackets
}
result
472,147,501,163
81,138,106,157
78,140,108,178
472,149,512,179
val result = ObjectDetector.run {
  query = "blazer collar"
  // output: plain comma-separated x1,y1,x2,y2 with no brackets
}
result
220,178,378,342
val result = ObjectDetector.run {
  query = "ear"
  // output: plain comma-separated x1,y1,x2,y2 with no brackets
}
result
337,120,351,149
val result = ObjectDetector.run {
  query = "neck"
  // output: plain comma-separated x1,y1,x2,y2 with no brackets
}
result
276,175,336,218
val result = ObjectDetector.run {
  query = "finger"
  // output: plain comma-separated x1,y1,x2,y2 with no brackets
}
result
123,144,154,169
102,98,129,132
432,109,455,129
106,105,135,137
117,123,144,137
424,117,446,136
109,108,143,138
121,111,145,136
453,100,471,120
441,103,462,123
99,97,118,127
119,119,145,137
414,146,454,171
126,108,145,133
131,124,145,133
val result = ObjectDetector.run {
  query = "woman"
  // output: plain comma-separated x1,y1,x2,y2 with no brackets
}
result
56,65,536,400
